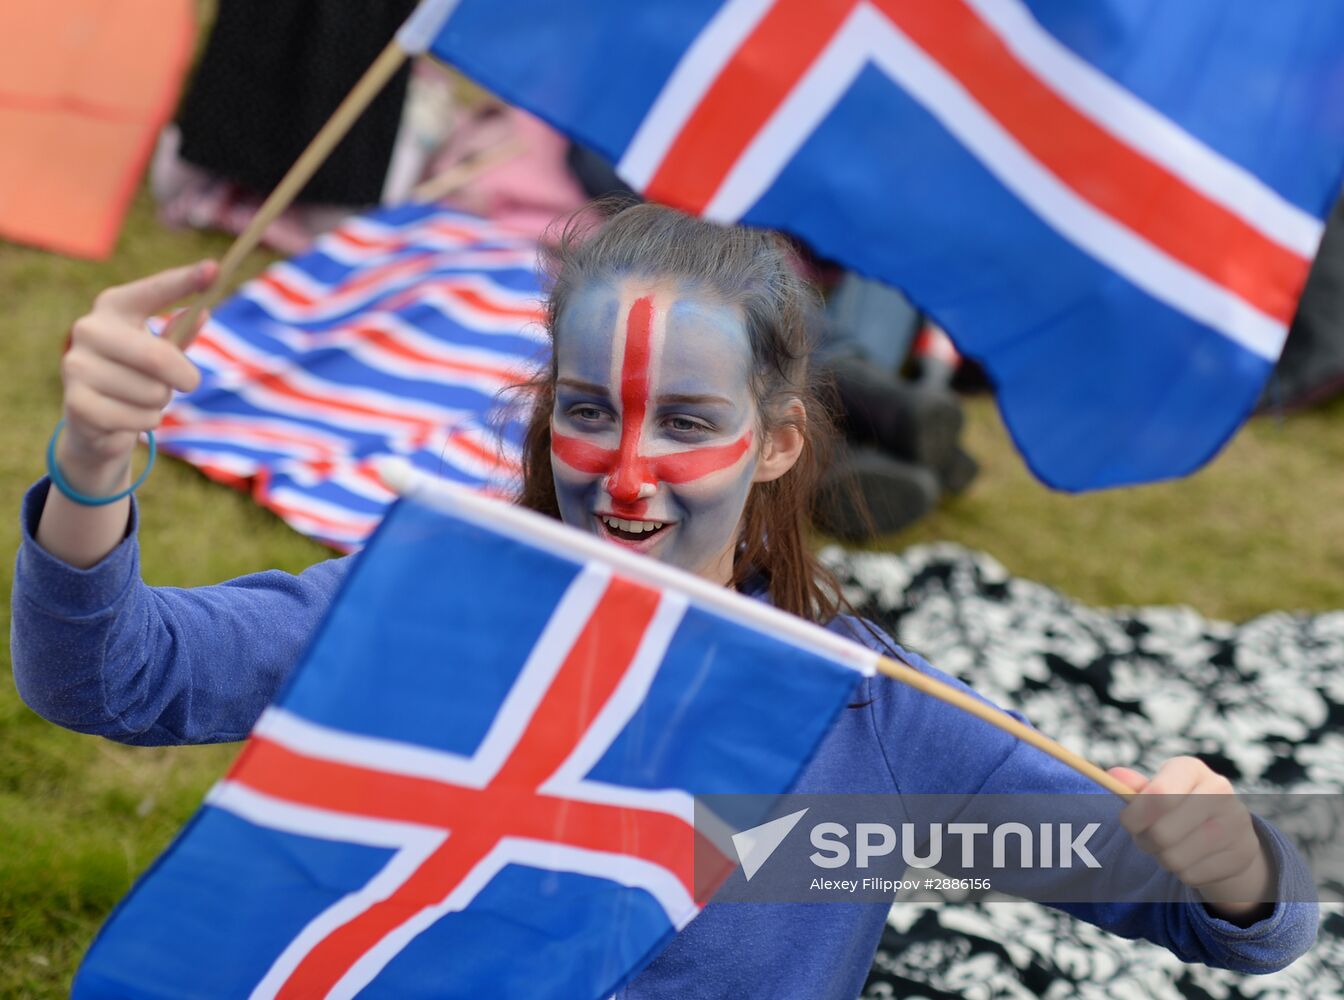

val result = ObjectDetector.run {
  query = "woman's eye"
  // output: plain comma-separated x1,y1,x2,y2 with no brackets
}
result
570,405,609,423
665,416,708,434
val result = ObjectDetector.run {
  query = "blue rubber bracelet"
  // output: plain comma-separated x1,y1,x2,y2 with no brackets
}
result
46,419,156,506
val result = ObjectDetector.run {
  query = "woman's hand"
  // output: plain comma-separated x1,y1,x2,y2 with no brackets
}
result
1110,758,1274,923
36,261,216,569
58,261,215,483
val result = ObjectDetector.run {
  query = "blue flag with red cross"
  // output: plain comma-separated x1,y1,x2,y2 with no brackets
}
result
399,0,1344,490
73,468,874,999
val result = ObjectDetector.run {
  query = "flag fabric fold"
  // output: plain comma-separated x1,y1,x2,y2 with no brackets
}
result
73,475,874,999
416,0,1344,490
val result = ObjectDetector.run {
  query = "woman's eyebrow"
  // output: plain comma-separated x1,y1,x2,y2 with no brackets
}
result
556,377,611,397
657,392,733,406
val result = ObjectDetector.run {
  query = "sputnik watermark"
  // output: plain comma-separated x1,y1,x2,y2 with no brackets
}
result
810,877,993,893
734,816,1099,899
697,792,1330,905
807,820,1101,871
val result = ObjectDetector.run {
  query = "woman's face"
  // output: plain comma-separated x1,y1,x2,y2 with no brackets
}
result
549,278,763,583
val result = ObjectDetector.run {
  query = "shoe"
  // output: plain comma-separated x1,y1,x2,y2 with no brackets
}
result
935,445,979,496
905,386,964,472
827,356,963,470
814,447,940,542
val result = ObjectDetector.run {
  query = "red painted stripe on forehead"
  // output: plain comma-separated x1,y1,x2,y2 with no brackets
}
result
608,296,657,504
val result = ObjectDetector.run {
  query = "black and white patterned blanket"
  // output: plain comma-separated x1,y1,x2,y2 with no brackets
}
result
820,544,1344,999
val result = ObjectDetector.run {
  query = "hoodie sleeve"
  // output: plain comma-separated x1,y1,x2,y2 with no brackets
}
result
11,478,352,745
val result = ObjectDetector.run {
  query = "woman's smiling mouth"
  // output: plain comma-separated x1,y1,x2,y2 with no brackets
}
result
595,514,671,547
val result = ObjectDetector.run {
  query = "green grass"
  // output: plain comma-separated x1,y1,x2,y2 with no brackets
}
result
2,187,1342,995
0,191,328,993
891,390,1344,620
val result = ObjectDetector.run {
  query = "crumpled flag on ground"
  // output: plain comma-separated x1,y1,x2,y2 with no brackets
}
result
159,202,548,550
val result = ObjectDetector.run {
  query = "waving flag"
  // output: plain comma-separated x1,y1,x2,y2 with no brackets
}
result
402,0,1344,490
159,202,547,549
73,471,874,999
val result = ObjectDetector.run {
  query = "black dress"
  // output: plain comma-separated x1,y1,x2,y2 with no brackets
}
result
176,0,418,205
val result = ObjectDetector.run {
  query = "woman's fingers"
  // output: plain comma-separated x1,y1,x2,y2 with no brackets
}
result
1106,766,1148,793
56,263,215,473
1139,784,1221,856
1179,839,1262,890
1114,755,1269,907
64,381,166,436
68,315,199,394
70,351,176,411
93,260,217,321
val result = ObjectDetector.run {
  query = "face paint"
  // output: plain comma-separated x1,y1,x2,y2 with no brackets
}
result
550,280,760,582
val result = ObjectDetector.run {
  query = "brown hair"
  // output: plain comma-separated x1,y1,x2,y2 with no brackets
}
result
511,200,848,624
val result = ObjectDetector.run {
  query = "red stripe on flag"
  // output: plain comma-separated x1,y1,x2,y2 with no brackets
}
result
383,280,543,323
260,254,440,309
492,575,661,787
876,0,1307,324
159,412,345,458
225,576,708,997
645,0,854,214
193,332,436,433
342,322,525,383
646,0,1308,324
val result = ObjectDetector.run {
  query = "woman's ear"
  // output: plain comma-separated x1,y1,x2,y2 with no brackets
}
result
753,400,806,483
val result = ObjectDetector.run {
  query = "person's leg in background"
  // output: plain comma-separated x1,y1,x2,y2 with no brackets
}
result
813,274,978,540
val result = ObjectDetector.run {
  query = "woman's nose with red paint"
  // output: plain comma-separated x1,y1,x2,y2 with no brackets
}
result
605,448,656,504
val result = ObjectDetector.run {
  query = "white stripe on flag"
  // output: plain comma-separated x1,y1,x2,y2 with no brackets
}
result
252,707,483,787
467,563,614,776
964,0,1323,258
858,8,1288,359
248,562,609,791
206,782,447,1000
703,3,1286,360
208,779,443,848
327,838,698,1000
540,592,693,821
701,5,868,224
191,325,473,434
396,0,464,54
619,0,779,188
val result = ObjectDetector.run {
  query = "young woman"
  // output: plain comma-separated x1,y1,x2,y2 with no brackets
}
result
13,204,1315,996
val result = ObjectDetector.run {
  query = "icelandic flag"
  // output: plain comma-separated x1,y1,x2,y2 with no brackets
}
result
159,202,547,551
73,468,874,999
401,0,1344,490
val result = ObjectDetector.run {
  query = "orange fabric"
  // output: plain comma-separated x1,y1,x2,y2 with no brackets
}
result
0,0,194,258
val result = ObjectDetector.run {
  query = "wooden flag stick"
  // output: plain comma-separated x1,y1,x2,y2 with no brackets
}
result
875,654,1137,800
164,37,411,346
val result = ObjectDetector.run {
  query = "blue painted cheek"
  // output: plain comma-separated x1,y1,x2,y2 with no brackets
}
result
658,461,757,574
551,458,603,536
